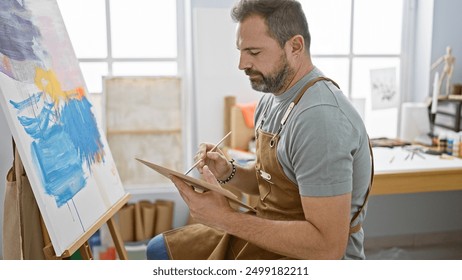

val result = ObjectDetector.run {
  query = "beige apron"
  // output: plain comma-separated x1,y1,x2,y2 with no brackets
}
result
2,141,45,259
164,77,372,259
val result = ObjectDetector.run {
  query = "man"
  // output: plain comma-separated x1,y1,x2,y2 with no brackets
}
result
147,0,372,260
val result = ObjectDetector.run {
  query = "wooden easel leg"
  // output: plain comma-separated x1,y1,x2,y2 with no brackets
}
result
107,217,128,260
40,216,56,260
79,241,94,260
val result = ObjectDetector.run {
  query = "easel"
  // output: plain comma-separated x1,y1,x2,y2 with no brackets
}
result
12,141,131,260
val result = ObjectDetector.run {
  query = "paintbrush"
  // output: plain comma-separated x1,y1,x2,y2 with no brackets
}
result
184,131,232,175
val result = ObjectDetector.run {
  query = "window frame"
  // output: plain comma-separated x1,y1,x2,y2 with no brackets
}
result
306,0,414,138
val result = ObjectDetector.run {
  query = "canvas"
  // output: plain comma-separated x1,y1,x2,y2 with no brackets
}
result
0,0,126,256
104,76,183,188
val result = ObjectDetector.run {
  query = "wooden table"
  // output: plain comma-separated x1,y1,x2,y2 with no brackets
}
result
372,147,462,195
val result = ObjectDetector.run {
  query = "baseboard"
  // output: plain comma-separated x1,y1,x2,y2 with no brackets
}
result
365,230,462,249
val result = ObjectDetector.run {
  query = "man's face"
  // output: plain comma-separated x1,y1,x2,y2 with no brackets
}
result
236,15,294,94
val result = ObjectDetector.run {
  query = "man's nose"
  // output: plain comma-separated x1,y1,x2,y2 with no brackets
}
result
238,53,251,71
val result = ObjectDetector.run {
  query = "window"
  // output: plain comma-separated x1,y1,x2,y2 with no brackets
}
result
57,0,178,123
300,0,405,138
57,0,408,140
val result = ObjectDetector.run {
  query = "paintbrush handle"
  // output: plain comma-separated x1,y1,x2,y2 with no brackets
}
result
184,131,232,175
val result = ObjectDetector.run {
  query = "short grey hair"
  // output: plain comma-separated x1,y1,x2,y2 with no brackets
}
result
231,0,311,52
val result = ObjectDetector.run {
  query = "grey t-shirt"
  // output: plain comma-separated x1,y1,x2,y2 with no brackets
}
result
254,67,372,259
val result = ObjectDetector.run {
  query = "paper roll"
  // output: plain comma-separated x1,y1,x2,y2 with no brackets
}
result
431,72,440,114
399,102,431,142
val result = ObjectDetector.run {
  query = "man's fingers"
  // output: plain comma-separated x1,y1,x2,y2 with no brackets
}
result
170,176,193,197
202,165,219,185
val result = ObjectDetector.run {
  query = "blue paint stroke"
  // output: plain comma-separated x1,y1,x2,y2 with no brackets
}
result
0,0,43,62
31,125,86,208
9,92,42,112
10,94,106,208
11,96,87,207
61,96,105,168
16,101,52,140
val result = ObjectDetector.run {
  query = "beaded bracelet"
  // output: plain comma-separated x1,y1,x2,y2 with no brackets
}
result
217,159,236,184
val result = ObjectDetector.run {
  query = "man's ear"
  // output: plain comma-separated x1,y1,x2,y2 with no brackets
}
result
288,35,305,56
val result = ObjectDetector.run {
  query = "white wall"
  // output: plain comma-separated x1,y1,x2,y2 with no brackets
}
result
191,0,262,147
410,0,462,102
429,0,462,94
409,0,434,102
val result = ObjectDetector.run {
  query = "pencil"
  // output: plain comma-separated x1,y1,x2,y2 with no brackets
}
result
184,131,232,175
389,155,395,163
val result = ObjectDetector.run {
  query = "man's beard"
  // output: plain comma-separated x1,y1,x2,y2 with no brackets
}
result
245,55,294,93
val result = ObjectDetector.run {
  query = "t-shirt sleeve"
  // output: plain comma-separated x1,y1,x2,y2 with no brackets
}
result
284,104,359,197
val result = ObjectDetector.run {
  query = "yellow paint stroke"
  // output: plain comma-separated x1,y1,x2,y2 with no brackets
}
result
34,67,85,104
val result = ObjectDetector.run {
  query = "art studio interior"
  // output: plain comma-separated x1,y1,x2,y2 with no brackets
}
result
0,0,462,260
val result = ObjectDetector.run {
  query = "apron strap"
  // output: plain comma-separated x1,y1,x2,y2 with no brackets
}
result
282,77,339,126
270,77,340,145
349,137,374,234
292,77,340,106
11,137,16,181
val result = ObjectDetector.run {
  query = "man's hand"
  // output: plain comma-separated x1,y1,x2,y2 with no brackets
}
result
170,165,234,227
194,143,232,180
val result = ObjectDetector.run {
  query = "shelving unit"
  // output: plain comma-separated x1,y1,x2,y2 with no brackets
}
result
434,95,462,132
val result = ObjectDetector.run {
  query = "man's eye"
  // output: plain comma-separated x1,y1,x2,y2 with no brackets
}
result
250,51,260,56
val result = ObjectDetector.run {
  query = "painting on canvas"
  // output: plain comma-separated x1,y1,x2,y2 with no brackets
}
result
0,0,126,256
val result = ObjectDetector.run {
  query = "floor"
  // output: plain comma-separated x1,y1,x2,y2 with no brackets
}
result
3,243,461,260
127,244,462,260
365,242,462,260
126,244,462,260
124,237,462,260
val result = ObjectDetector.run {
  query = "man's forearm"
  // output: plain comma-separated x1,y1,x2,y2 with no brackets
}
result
217,210,344,260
